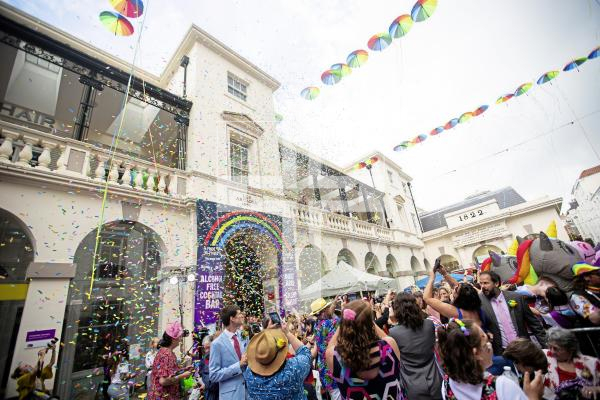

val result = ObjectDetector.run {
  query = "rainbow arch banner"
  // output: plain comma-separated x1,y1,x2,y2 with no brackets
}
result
195,200,297,325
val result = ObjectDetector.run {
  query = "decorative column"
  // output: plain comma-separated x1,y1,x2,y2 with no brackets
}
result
134,166,145,189
168,174,178,197
146,170,157,192
121,163,133,188
311,172,322,208
0,130,18,163
15,137,36,167
55,145,67,173
107,159,120,184
94,155,107,181
36,140,56,171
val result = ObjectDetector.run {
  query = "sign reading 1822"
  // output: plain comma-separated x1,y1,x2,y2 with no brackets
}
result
458,209,484,222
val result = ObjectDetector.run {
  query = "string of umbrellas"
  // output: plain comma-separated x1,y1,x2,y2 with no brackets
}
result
99,0,145,37
392,45,600,153
301,0,438,101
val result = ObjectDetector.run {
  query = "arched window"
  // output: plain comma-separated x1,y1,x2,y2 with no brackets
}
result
337,248,357,267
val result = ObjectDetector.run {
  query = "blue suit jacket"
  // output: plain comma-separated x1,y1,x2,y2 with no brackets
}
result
209,331,248,400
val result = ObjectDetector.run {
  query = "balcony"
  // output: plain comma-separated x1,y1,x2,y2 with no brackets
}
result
292,204,422,247
0,121,188,199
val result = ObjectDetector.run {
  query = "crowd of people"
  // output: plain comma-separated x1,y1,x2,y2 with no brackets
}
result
12,248,600,400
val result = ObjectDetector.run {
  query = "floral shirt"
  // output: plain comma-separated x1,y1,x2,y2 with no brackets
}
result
244,345,312,400
542,349,600,400
148,347,180,400
315,316,340,391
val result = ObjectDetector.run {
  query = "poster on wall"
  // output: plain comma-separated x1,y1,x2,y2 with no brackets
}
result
195,200,297,326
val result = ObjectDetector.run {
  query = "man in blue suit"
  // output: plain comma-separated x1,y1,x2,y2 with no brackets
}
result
209,305,248,399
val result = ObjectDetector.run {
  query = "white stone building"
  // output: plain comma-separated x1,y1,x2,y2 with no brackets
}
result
0,4,424,398
566,165,600,243
419,187,567,269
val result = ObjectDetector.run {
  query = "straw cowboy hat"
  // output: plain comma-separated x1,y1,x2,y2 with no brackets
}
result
246,328,288,376
309,297,331,315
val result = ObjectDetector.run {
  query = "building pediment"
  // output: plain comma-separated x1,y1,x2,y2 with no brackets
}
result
222,111,264,138
394,194,406,204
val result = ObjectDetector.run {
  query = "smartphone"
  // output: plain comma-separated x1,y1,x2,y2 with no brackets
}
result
268,311,281,326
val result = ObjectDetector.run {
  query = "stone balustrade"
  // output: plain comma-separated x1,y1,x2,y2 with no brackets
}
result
0,122,187,198
292,204,420,246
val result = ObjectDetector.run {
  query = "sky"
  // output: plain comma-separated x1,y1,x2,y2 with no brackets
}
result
5,0,600,212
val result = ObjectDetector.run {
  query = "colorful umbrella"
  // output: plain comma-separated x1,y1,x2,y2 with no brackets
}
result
321,69,342,85
394,141,413,151
300,87,320,100
459,112,473,123
109,0,144,18
389,15,414,38
589,46,600,60
443,118,459,130
536,71,559,85
411,0,438,22
330,63,352,77
354,156,380,170
473,105,488,116
99,11,134,36
346,50,369,68
563,57,587,72
412,134,428,144
514,82,532,97
367,33,392,51
496,94,514,104
429,126,444,136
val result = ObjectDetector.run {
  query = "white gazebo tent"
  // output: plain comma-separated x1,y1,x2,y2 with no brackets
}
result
300,261,396,300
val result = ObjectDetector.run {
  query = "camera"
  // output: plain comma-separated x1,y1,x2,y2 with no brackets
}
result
249,323,261,335
182,329,190,338
47,337,58,349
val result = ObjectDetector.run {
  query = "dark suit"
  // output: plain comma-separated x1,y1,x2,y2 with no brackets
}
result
479,291,547,355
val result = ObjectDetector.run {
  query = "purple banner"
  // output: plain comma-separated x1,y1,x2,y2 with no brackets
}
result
194,246,224,325
26,329,56,342
281,253,299,310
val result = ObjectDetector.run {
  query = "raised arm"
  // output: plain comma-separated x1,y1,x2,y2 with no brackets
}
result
424,270,459,319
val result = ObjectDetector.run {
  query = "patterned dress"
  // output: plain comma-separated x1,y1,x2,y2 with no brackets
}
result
442,374,498,400
147,347,180,400
331,340,405,400
315,316,340,391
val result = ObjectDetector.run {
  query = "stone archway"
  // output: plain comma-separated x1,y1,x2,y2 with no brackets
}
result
223,229,279,317
472,244,503,265
337,248,358,268
0,208,35,398
423,258,432,271
365,252,381,275
440,254,460,271
386,254,398,277
298,244,328,290
410,255,422,274
57,220,164,400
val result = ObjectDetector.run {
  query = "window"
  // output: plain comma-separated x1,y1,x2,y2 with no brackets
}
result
230,140,249,184
387,170,394,184
228,73,247,101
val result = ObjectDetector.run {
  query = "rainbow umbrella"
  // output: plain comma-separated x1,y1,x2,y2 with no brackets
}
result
563,57,587,72
412,134,428,144
389,15,414,38
394,141,413,151
321,69,342,85
109,0,144,18
589,46,600,60
472,105,488,116
99,11,134,36
459,112,473,123
300,87,320,100
355,156,380,170
514,82,533,97
330,63,352,77
430,126,444,136
496,94,514,104
411,0,438,22
346,50,369,68
368,33,392,51
443,118,459,130
536,71,559,85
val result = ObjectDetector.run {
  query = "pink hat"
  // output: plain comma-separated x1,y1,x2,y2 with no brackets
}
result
166,321,183,339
